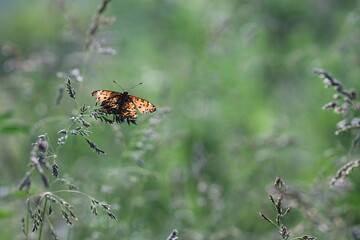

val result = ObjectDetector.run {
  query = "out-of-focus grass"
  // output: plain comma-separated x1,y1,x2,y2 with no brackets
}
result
1,0,360,239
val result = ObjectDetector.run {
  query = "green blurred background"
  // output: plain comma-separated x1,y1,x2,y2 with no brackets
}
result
1,0,360,239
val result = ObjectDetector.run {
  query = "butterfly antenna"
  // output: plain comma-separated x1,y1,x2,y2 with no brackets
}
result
127,82,143,91
113,81,126,91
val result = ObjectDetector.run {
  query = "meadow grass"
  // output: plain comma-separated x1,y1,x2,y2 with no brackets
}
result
1,1,360,240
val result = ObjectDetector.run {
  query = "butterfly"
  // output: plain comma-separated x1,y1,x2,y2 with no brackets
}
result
91,90,156,122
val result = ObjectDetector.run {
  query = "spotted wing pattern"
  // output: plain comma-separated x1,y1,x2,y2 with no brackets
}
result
91,90,156,119
91,90,121,102
128,95,156,114
117,100,138,118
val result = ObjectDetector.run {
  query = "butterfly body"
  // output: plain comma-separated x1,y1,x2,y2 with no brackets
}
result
91,90,156,120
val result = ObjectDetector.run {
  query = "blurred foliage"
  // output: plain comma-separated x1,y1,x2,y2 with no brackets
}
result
1,0,360,239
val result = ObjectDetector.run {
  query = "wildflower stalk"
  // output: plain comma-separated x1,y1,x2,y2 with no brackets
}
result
26,198,30,240
260,177,317,240
86,0,112,51
20,74,111,237
18,0,118,238
38,197,48,240
313,69,360,186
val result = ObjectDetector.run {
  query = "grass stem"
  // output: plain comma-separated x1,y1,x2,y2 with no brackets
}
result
26,198,30,240
38,197,48,240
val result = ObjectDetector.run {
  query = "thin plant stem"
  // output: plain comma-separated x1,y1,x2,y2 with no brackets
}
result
26,198,30,240
38,197,48,240
44,210,57,239
52,189,93,199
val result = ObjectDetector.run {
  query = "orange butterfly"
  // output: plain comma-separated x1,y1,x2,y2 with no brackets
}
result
91,90,156,121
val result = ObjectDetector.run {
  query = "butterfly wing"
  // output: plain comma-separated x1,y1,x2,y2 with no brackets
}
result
92,90,138,118
92,90,155,117
120,101,138,118
91,90,123,102
128,95,156,114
